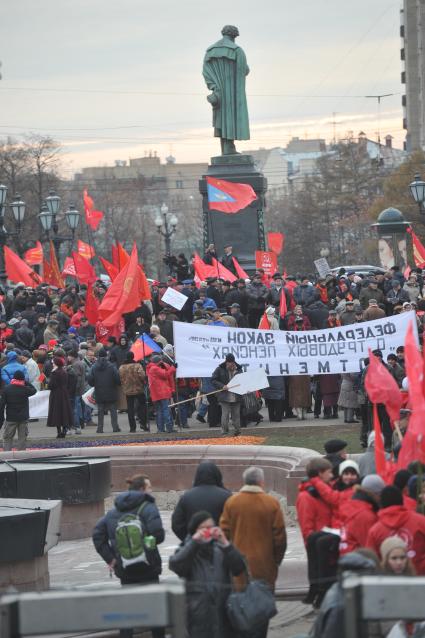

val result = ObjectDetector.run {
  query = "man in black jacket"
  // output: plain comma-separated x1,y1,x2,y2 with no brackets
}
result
92,473,165,638
0,370,36,451
87,349,121,433
212,353,243,436
171,461,231,540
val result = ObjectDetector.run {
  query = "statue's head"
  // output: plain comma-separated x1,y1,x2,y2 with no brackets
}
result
221,25,239,38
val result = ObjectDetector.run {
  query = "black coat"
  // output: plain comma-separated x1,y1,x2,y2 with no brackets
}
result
221,253,237,276
172,462,231,541
92,490,164,582
169,537,245,638
46,367,74,428
156,319,174,344
109,343,130,368
211,361,243,402
87,358,120,403
0,382,36,425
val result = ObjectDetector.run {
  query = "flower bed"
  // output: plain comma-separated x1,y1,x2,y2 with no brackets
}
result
26,435,266,450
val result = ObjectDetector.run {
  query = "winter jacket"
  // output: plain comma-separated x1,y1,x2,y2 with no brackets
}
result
220,485,287,589
262,375,285,400
92,490,164,581
14,320,34,350
308,553,380,638
293,284,318,307
169,537,245,638
1,352,29,386
359,286,385,309
296,480,333,543
155,319,174,345
246,281,268,311
119,362,146,396
0,381,36,425
146,361,175,401
363,306,386,321
172,462,231,541
366,505,425,574
211,361,243,402
358,447,376,476
310,476,356,528
267,285,291,309
87,358,121,403
109,341,130,368
221,252,238,276
403,282,421,302
338,490,378,554
69,359,86,396
24,357,41,391
304,300,329,329
386,288,411,306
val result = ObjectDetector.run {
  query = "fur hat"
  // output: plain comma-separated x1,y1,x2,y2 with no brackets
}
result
380,536,407,563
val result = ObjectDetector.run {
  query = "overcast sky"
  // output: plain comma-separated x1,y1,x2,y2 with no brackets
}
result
1,0,403,174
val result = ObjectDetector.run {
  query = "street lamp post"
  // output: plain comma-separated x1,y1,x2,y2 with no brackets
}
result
409,173,425,214
0,184,27,287
154,203,178,275
38,189,81,263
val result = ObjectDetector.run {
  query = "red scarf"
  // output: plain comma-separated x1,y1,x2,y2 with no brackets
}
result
11,379,25,386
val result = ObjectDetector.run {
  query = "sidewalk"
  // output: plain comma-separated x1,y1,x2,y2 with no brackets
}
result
25,408,344,443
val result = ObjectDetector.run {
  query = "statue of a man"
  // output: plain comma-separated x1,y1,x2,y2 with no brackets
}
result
203,25,250,155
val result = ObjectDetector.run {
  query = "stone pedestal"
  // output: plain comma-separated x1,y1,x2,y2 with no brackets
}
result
60,500,105,540
0,555,49,592
199,154,268,272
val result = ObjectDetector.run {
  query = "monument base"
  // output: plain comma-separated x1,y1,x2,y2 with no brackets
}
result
0,554,49,592
199,154,268,272
61,500,105,540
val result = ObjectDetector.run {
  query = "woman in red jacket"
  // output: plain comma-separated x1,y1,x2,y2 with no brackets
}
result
339,474,385,554
309,459,361,528
146,355,176,434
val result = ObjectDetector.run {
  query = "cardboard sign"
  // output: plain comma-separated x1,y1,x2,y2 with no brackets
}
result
314,257,331,278
231,368,270,395
161,287,188,311
255,251,277,277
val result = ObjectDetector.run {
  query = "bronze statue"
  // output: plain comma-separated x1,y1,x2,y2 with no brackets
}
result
203,25,250,155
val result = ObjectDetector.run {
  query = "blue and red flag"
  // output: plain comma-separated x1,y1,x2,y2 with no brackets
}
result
206,177,257,213
131,333,162,361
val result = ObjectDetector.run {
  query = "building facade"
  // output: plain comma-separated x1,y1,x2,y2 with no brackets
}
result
401,0,425,151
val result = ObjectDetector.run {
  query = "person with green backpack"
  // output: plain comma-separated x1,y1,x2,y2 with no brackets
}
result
92,473,165,638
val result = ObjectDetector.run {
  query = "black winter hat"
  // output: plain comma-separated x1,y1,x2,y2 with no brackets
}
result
13,370,25,381
187,511,213,536
225,353,235,363
98,349,108,358
380,485,403,508
324,439,347,454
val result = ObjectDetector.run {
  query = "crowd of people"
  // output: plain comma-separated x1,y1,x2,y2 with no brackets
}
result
0,254,421,450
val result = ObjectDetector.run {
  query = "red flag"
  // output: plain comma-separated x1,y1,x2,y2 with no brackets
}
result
372,403,387,478
49,241,65,288
111,245,119,270
85,282,99,325
398,322,425,468
258,312,270,330
83,189,104,231
77,239,95,260
211,258,237,282
99,256,118,281
193,253,212,282
267,232,285,255
62,256,76,277
137,264,151,301
24,241,43,266
206,177,257,213
279,288,287,318
365,350,402,425
72,251,97,285
232,257,249,280
98,244,141,326
407,227,425,268
4,246,41,287
43,258,53,285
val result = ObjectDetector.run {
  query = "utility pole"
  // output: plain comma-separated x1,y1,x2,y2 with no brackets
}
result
365,93,395,163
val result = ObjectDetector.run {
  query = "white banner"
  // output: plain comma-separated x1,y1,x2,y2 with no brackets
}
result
174,312,417,377
29,390,50,418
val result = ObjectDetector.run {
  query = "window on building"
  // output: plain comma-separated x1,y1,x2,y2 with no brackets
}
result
176,180,183,189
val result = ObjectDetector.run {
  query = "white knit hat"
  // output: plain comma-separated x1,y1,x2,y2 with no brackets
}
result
338,459,360,476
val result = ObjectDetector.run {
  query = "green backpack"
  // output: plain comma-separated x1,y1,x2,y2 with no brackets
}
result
115,502,155,568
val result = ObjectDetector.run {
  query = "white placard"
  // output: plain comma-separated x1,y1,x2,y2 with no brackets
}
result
161,287,188,311
29,390,50,418
314,257,331,278
231,368,270,395
173,312,417,377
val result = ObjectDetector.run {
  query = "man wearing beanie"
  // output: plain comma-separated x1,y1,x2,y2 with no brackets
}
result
0,370,37,451
366,485,425,574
